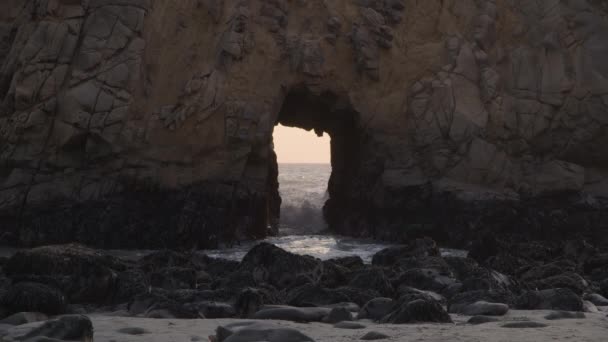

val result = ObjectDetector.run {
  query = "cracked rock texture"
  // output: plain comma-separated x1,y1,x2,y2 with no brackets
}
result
1,0,608,248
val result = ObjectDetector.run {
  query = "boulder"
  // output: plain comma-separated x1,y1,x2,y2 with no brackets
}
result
468,315,499,325
288,284,380,307
0,312,48,326
360,331,390,340
323,307,353,323
448,290,514,313
333,321,366,329
381,299,452,324
4,244,124,303
150,267,197,290
459,301,509,316
515,288,583,312
372,239,439,266
348,268,394,297
253,306,330,323
238,243,321,289
1,282,67,316
358,298,394,321
583,293,608,306
214,322,315,342
5,315,93,341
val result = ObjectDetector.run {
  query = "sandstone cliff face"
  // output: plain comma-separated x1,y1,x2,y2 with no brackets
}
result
1,0,608,247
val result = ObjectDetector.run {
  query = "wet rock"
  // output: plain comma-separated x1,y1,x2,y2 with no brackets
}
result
128,289,202,319
348,268,394,297
253,306,330,322
372,238,440,266
0,312,48,326
328,256,365,270
528,272,588,295
333,321,366,329
288,284,379,307
1,282,67,316
189,301,235,318
234,288,264,318
583,300,599,313
397,287,446,306
4,244,124,303
381,299,452,324
150,267,197,290
214,322,315,342
468,315,500,325
323,307,353,323
449,290,514,314
358,298,394,321
360,331,390,340
502,321,548,328
583,293,608,306
239,243,321,289
515,288,583,312
393,268,456,293
544,311,586,320
459,301,509,316
7,315,93,341
112,269,149,304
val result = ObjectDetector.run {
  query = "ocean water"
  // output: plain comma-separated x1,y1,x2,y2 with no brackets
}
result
203,163,466,262
277,163,332,235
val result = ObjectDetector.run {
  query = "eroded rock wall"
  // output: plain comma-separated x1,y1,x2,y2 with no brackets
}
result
1,0,608,247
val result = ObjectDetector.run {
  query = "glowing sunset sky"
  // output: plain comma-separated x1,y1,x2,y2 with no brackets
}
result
273,124,330,164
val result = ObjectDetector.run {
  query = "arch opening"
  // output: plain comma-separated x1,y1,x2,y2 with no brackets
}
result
267,87,363,236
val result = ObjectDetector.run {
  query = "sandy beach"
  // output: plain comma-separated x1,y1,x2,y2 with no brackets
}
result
69,309,608,342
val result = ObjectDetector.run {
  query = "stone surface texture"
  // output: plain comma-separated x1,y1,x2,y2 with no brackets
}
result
1,0,608,247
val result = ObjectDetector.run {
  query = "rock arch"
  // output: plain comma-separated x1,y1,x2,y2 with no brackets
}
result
1,0,608,248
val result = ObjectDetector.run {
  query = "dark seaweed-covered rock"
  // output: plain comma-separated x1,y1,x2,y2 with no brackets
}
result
287,284,380,307
253,306,330,322
381,299,452,324
150,267,197,290
1,282,67,316
360,331,390,340
13,315,93,341
4,244,125,303
323,306,353,323
459,301,509,316
214,322,315,342
448,290,514,314
528,272,588,295
348,268,394,297
139,250,198,272
372,238,439,267
127,289,202,318
396,287,446,305
393,268,456,293
239,243,321,289
328,256,365,270
468,315,500,325
112,269,149,304
515,288,583,312
358,298,394,321
188,301,235,318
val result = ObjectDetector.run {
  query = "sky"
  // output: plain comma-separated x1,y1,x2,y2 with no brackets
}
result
273,124,331,164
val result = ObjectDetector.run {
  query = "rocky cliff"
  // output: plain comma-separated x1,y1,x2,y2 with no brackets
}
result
1,0,608,248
